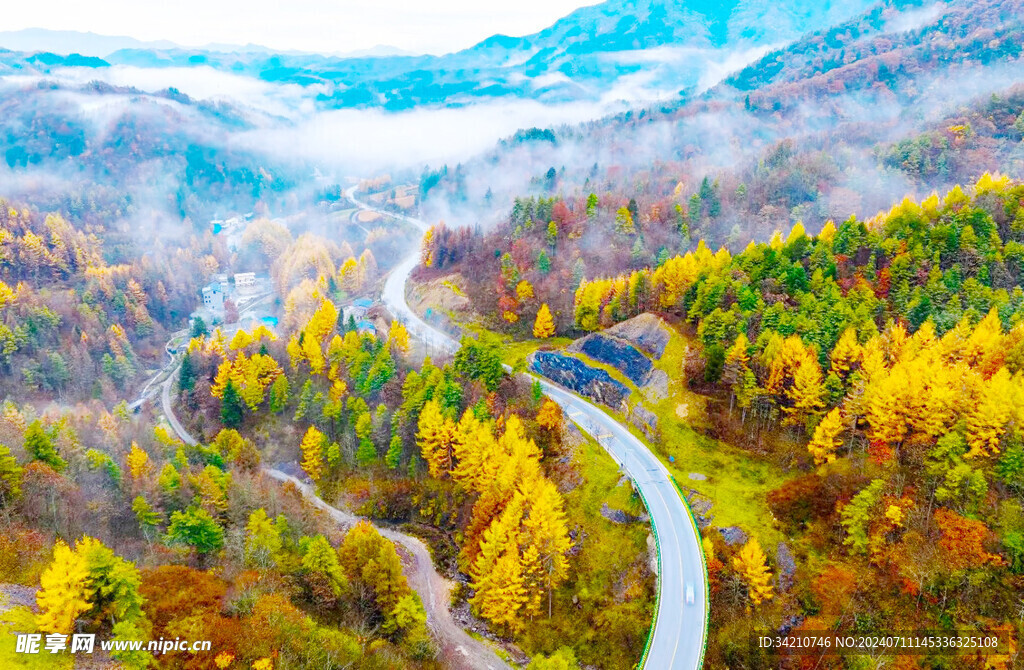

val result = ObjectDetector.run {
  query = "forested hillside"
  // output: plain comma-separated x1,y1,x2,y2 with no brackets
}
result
0,198,212,400
1,0,1023,667
173,288,654,668
420,0,1024,242
422,173,1024,666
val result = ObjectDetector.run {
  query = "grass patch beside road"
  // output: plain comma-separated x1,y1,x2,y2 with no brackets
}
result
564,328,792,549
651,411,788,548
515,427,654,669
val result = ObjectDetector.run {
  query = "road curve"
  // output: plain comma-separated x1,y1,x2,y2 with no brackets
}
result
347,186,460,355
350,186,709,669
161,367,198,446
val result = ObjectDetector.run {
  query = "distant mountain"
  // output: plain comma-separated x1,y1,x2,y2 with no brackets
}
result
416,0,1024,236
20,0,879,110
0,28,360,58
462,0,877,62
341,45,421,58
0,29,179,57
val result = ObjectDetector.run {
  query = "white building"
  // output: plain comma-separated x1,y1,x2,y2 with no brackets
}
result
344,298,374,324
202,282,225,314
234,272,257,291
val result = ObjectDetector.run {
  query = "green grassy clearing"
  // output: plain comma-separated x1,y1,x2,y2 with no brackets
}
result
560,327,792,548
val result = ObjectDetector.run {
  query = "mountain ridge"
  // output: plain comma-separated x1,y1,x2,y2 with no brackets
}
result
1,0,881,110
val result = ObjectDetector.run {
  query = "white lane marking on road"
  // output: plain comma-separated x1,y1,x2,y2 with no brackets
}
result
651,479,685,667
543,381,697,666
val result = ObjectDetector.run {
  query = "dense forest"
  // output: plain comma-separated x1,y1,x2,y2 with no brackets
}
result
420,174,1024,667
2,0,1023,667
175,288,654,668
0,250,653,670
0,198,210,400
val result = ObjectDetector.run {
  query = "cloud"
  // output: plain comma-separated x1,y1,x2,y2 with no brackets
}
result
234,96,632,172
882,2,949,36
48,65,319,118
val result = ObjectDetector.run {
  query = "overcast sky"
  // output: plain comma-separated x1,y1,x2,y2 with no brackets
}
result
4,1,597,55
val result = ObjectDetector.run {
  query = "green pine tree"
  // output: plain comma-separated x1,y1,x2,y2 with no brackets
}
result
220,380,244,429
386,433,403,469
24,420,65,471
166,507,224,561
294,379,314,421
178,351,196,392
355,412,376,466
269,374,290,414
0,443,23,506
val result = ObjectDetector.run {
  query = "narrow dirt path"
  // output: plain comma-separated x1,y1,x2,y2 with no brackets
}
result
264,469,510,670
159,382,510,668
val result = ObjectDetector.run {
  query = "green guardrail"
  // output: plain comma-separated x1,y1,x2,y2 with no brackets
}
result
634,484,662,670
533,376,708,669
669,475,711,670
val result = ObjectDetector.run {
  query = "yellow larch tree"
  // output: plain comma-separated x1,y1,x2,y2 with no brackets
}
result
536,399,562,432
808,408,844,465
733,537,774,606
301,333,326,376
764,334,808,395
126,442,153,479
469,494,529,631
474,544,528,632
460,418,542,570
421,226,435,268
882,321,909,364
521,478,571,617
724,331,752,397
784,354,825,426
251,324,276,345
963,308,1003,368
36,540,93,634
287,299,339,376
286,335,303,370
725,332,750,369
859,334,888,382
337,256,363,293
229,329,253,351
515,280,535,301
965,367,1015,458
328,379,348,403
533,303,555,339
211,352,282,410
829,328,862,377
389,321,410,356
300,426,326,482
211,359,237,399
865,364,910,446
416,399,457,478
306,299,339,344
818,219,837,243
451,410,496,490
208,328,227,358
240,353,283,410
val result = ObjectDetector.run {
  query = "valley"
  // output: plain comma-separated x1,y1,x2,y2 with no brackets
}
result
0,0,1023,668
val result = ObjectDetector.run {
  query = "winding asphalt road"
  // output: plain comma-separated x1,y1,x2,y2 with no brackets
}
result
351,186,709,669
